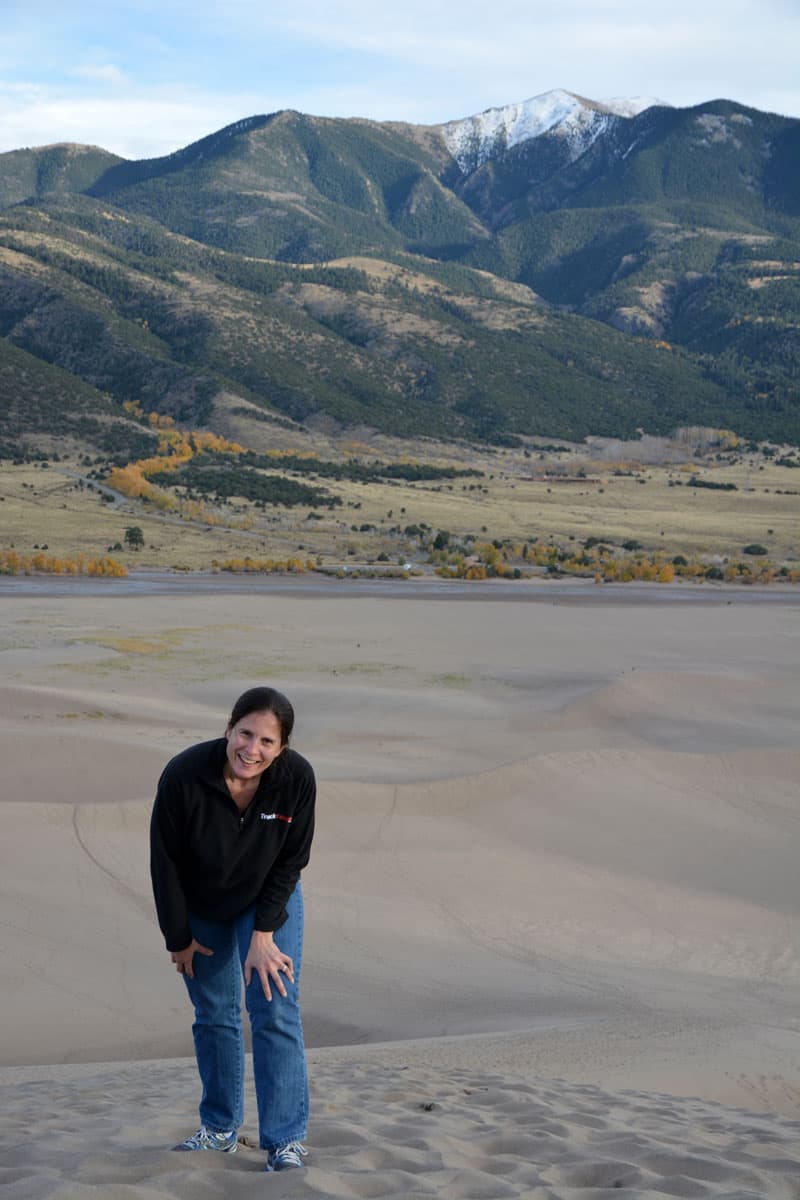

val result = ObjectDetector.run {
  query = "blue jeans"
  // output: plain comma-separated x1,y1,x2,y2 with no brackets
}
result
183,884,308,1152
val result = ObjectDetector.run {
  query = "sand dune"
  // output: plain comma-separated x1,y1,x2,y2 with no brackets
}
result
1,581,798,1196
2,1054,799,1199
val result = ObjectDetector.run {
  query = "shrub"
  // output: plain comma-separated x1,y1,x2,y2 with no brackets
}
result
689,477,737,491
124,525,145,549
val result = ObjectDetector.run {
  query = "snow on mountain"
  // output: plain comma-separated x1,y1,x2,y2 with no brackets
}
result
598,96,666,119
439,89,667,172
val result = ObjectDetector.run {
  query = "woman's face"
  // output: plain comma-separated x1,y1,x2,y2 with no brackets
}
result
225,709,284,783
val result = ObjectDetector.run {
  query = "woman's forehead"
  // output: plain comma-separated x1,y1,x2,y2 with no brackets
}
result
231,709,281,731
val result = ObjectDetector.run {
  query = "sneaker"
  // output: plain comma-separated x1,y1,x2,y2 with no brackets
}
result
267,1141,308,1171
172,1126,238,1153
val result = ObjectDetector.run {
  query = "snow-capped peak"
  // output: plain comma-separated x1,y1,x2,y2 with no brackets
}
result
439,89,667,172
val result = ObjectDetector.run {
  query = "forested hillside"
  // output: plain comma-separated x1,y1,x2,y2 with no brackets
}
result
1,95,798,453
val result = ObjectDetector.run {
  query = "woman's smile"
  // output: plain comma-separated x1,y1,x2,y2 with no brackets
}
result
226,710,284,781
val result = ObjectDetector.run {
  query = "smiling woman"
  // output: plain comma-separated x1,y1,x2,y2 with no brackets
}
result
150,685,316,1173
224,691,291,795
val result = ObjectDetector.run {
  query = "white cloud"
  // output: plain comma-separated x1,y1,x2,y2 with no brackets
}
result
231,0,792,59
1,0,798,156
0,89,267,157
0,80,47,99
70,64,128,85
231,0,800,117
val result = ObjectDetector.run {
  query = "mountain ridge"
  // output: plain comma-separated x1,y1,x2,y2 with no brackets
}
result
438,89,668,173
0,90,798,452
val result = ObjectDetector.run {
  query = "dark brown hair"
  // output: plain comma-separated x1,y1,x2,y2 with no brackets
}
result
228,687,295,746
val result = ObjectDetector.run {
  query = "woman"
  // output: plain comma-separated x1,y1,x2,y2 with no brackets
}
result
150,686,315,1172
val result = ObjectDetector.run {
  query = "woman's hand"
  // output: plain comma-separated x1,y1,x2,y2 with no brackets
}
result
244,930,294,1001
170,938,213,979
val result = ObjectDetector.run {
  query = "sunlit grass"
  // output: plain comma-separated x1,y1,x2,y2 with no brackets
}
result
74,634,181,655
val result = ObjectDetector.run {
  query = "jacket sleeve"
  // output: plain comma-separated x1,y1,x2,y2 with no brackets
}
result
254,759,316,933
150,766,193,953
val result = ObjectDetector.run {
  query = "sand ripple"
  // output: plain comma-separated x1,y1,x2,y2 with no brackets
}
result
1,1059,799,1199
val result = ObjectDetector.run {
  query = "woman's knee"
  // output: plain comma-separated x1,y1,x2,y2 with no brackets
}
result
245,980,302,1030
184,950,241,1023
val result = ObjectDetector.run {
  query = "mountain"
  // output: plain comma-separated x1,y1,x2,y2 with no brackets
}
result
0,91,798,454
438,89,665,173
0,143,123,210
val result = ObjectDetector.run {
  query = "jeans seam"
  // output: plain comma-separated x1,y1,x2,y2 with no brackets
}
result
230,936,244,1128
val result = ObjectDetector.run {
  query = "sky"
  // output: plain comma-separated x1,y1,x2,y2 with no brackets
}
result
2,0,798,160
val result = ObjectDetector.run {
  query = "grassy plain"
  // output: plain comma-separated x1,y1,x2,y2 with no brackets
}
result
1,428,798,574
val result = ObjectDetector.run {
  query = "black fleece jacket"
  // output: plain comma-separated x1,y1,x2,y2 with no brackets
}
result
150,738,316,952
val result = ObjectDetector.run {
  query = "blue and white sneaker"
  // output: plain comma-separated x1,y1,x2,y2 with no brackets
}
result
267,1141,308,1171
172,1125,238,1152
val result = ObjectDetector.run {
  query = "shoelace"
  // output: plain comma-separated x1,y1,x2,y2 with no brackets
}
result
272,1141,308,1167
182,1126,235,1150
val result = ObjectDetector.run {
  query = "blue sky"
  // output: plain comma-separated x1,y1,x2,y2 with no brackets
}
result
2,0,798,158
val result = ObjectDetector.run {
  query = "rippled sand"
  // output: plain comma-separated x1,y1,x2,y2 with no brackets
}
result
1,580,798,1196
